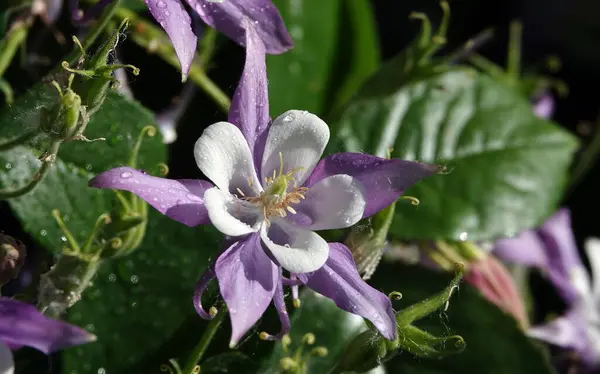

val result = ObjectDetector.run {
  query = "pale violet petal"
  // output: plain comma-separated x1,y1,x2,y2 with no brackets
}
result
293,174,366,231
261,110,329,186
0,342,13,374
260,219,329,273
194,122,262,195
204,187,260,237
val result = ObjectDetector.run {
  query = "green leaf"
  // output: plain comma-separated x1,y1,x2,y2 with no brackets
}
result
370,262,555,374
267,0,341,116
62,211,223,374
0,85,165,252
335,68,578,241
260,290,366,374
324,0,380,120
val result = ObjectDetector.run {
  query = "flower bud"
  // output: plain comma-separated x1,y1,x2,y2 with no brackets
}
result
330,330,391,373
0,234,26,287
346,201,396,280
69,19,139,117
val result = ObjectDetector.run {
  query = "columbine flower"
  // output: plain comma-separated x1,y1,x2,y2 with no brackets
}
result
89,22,439,346
0,297,96,374
70,0,293,76
494,209,600,367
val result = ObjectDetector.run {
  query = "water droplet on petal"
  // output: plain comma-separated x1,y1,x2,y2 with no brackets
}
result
157,0,166,8
120,171,132,179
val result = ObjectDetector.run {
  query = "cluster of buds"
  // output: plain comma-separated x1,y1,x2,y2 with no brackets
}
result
278,333,329,374
332,264,466,373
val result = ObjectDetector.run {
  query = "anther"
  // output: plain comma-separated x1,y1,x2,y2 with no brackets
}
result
293,298,301,308
259,331,271,340
286,206,297,214
209,306,218,318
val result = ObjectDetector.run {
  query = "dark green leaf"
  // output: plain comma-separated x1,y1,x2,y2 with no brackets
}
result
62,211,223,374
324,0,380,120
370,262,555,374
0,84,165,252
267,0,341,116
335,68,578,241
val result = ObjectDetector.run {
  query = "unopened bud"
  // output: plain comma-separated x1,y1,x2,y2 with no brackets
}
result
0,234,26,286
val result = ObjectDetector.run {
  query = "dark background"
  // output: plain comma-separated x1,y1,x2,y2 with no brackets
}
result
2,0,600,326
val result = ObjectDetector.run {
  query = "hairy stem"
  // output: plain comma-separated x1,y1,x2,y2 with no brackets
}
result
181,305,227,374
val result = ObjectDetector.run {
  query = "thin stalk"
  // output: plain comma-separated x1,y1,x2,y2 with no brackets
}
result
56,0,122,71
0,20,29,78
506,21,522,84
569,116,600,192
181,305,227,374
114,7,230,112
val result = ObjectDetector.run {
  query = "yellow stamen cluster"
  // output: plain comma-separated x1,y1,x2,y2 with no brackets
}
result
239,152,308,226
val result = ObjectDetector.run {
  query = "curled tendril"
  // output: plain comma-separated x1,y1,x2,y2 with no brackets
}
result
128,125,157,168
310,347,328,357
109,237,123,249
281,334,292,352
280,357,297,371
142,125,157,137
400,196,420,206
160,365,175,374
302,333,315,345
159,359,182,374
156,163,169,176
388,291,403,301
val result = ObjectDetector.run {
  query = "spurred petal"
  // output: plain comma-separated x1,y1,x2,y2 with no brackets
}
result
304,153,439,218
0,342,13,374
194,122,262,195
292,174,366,230
228,20,269,167
185,0,293,54
261,219,329,274
261,110,330,186
298,243,397,340
0,298,96,354
89,167,212,227
262,274,290,341
193,266,216,320
204,187,259,237
215,234,278,347
494,209,585,305
145,0,197,77
493,231,549,268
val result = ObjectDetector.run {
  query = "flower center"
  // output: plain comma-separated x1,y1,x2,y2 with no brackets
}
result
238,152,308,226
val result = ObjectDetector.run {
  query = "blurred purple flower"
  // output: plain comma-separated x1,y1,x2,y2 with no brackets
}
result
0,297,96,374
532,91,555,119
90,22,439,346
494,209,600,366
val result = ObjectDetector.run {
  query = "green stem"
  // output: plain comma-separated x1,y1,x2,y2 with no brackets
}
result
181,305,227,374
569,116,600,192
0,129,36,151
506,20,522,84
0,78,14,104
114,7,231,113
0,140,61,200
56,0,122,71
0,20,29,78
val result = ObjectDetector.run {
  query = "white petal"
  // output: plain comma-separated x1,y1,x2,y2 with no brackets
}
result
295,174,366,231
0,342,14,374
261,219,329,273
204,187,260,237
585,237,600,300
194,122,262,195
261,110,329,186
